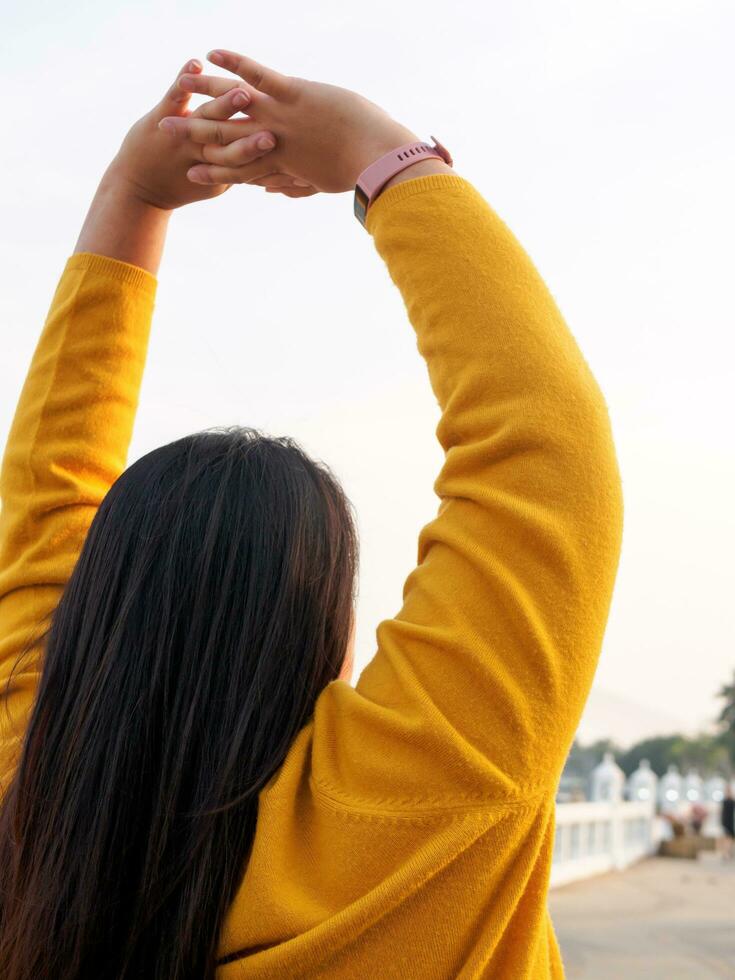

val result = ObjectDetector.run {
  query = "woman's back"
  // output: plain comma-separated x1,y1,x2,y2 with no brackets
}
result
0,51,622,979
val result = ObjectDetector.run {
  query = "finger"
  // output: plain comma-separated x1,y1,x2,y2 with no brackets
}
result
248,173,314,189
265,186,318,198
201,132,280,167
158,115,269,145
187,159,281,185
195,86,253,121
159,58,203,112
179,71,260,106
207,49,292,99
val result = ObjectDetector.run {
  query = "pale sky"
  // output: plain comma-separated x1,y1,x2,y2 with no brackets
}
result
2,0,734,748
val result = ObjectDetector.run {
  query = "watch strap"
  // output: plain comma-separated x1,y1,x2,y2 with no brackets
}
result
354,135,453,226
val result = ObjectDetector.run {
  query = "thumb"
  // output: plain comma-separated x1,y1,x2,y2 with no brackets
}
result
157,58,203,117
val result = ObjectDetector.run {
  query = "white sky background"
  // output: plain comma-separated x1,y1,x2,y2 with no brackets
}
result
1,0,734,747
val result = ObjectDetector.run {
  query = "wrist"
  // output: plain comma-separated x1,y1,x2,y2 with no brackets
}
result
99,164,174,216
348,123,420,186
378,158,454,196
74,167,172,276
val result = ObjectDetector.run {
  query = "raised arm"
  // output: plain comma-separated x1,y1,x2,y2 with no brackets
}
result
179,53,624,808
0,252,157,781
0,61,280,784
344,174,624,805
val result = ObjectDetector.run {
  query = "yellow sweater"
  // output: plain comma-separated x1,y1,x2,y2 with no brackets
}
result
0,174,623,977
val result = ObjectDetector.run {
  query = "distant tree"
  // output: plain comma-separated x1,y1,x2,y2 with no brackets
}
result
618,735,684,777
717,670,735,728
563,737,622,782
590,733,730,778
670,733,730,776
715,669,735,771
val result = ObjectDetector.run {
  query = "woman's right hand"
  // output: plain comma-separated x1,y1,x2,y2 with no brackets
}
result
158,49,421,195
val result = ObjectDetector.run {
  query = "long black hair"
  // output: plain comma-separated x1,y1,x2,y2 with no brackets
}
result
0,426,359,979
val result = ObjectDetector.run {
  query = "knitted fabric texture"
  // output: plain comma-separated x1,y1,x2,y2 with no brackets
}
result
0,175,623,977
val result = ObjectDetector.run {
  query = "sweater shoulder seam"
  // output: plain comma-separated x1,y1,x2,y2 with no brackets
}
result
305,775,553,820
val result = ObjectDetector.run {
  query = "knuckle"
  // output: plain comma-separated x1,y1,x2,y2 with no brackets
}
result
249,64,265,89
239,140,259,162
255,133,277,154
281,80,301,107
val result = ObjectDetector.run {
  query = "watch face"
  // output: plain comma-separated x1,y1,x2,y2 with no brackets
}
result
354,186,369,226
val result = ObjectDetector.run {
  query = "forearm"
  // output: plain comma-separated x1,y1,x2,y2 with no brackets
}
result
0,253,156,539
74,167,172,276
368,174,610,444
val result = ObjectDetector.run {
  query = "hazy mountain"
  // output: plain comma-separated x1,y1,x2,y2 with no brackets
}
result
576,685,696,749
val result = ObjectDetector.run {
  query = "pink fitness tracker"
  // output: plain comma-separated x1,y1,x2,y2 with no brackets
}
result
354,136,453,226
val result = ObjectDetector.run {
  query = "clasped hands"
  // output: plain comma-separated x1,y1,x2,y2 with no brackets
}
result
110,49,419,213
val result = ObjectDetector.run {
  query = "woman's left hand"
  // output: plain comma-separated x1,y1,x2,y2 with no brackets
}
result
105,58,280,210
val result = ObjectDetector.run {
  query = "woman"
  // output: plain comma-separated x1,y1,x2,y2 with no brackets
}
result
721,785,735,860
0,49,623,979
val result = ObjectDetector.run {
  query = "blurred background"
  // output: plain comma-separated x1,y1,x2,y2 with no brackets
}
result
2,2,734,975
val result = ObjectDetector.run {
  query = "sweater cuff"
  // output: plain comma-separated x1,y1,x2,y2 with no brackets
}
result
364,173,470,235
64,252,158,299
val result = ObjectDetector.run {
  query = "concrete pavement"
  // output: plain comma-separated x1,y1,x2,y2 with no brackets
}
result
548,853,735,979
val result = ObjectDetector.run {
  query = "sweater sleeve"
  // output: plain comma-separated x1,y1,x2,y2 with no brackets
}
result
0,252,156,785
308,174,624,808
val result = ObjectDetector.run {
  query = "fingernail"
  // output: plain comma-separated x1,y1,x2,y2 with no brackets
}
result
208,50,225,65
257,135,276,150
159,119,177,134
187,168,205,183
188,59,202,72
232,89,249,107
292,178,311,187
179,74,197,91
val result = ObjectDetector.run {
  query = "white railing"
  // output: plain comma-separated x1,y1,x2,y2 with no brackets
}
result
550,800,660,889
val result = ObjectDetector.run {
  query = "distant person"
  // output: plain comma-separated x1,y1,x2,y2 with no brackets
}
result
0,50,624,978
721,786,735,860
690,801,708,835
